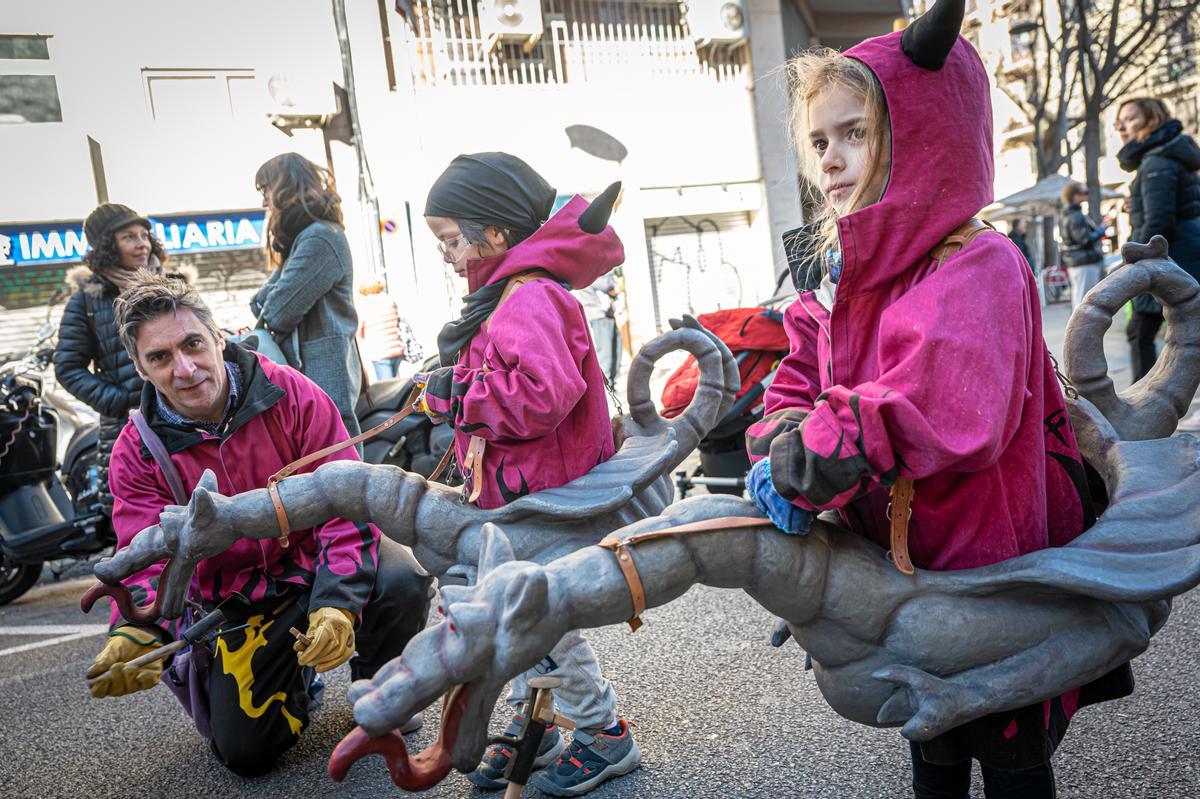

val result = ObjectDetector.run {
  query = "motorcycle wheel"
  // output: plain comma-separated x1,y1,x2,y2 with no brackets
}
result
0,554,41,605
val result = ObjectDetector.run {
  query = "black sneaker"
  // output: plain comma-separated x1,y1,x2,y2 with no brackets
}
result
533,720,641,797
466,713,565,790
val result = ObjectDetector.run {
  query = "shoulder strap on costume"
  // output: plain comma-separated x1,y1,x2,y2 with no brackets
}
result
493,268,555,318
129,409,188,506
460,269,556,504
884,217,997,577
929,217,995,270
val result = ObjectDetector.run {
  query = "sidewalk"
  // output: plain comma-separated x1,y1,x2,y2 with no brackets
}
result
1042,298,1200,421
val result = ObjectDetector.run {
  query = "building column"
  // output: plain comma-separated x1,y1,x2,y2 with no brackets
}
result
745,0,808,280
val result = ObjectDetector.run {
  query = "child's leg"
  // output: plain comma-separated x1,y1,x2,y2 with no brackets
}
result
980,759,1056,799
544,629,618,731
909,742,971,799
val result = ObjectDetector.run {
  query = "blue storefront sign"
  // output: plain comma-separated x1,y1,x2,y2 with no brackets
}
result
0,209,266,267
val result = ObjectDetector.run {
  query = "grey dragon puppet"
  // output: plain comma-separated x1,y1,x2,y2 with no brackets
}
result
324,238,1200,788
91,238,1200,792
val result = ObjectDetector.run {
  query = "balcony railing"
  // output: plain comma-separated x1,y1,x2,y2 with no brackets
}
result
403,0,750,88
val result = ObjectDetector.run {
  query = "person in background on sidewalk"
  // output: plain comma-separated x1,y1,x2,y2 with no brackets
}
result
356,278,424,381
88,274,431,777
54,203,187,516
572,270,622,384
1007,218,1035,272
1115,97,1200,429
251,152,364,437
419,152,640,796
1058,180,1108,309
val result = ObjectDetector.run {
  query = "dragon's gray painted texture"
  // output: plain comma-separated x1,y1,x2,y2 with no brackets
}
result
97,238,1200,788
94,315,740,617
339,237,1200,777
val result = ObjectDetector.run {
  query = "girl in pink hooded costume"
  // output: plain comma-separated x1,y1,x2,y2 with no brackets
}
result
745,2,1124,796
419,153,641,797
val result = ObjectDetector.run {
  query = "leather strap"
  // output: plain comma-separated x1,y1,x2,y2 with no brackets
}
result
870,217,994,574
449,269,554,503
130,409,188,505
598,516,769,631
930,217,995,269
462,434,487,503
887,477,916,575
267,385,421,548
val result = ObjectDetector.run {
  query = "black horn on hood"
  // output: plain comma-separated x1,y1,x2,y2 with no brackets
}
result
900,0,965,71
578,181,622,234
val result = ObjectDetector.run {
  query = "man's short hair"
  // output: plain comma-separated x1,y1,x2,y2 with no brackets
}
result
115,274,221,363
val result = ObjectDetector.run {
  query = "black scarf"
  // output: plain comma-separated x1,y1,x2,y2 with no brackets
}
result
435,280,510,366
1117,119,1184,172
436,272,571,366
272,199,339,257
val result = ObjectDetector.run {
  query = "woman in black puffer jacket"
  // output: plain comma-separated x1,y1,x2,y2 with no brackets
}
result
1115,98,1200,381
53,203,176,514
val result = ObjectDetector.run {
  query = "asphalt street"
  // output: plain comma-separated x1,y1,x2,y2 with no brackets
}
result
2,302,1198,799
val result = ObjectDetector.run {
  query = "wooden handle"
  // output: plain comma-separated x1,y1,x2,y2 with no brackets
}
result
504,781,524,799
290,626,312,648
86,639,186,687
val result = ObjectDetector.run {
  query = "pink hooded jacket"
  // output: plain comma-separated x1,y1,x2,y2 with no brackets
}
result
746,33,1092,572
424,196,623,509
107,344,380,629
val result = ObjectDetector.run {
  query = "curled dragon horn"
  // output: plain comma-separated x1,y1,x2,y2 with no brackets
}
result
622,315,738,456
1063,235,1200,441
901,0,965,71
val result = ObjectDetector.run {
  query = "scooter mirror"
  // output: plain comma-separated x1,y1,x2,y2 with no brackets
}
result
35,322,53,344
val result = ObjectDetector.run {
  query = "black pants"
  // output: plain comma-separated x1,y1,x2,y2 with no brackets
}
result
1126,309,1164,383
911,741,1056,799
206,537,432,777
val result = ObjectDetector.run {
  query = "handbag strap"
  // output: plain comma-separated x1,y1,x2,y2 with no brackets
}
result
130,409,188,506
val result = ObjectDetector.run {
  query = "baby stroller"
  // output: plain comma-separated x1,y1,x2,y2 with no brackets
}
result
661,305,790,496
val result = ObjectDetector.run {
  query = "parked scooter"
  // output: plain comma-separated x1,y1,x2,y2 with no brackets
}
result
0,325,113,604
355,354,455,479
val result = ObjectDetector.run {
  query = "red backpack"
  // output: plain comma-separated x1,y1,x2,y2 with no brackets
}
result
661,307,790,422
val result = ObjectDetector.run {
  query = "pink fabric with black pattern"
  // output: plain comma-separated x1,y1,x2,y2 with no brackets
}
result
745,32,1091,572
423,195,622,509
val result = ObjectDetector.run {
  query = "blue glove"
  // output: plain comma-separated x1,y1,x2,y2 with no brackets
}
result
747,459,814,535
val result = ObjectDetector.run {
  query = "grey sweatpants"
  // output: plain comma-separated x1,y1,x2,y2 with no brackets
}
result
1068,264,1102,310
506,629,618,736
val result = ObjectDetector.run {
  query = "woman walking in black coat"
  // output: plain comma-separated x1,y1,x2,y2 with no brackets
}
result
53,204,175,514
1058,181,1107,308
1115,97,1200,385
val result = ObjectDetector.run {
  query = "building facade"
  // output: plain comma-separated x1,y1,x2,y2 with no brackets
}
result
1,0,903,357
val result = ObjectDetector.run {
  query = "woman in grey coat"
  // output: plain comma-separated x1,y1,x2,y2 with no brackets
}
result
251,153,363,437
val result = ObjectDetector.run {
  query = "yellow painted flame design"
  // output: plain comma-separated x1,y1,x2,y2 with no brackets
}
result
214,614,303,736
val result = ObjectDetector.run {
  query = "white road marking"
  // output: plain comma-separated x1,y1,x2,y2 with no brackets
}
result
0,624,108,657
0,624,110,636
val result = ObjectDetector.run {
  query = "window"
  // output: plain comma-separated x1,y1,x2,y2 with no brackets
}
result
142,68,260,121
0,75,62,123
0,34,50,60
0,34,59,124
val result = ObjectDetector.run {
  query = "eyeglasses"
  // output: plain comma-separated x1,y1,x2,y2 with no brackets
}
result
437,234,471,262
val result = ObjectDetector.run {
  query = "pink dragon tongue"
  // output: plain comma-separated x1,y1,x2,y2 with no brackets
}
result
328,685,471,790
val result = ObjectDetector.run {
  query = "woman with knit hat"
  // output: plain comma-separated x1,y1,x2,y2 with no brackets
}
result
54,203,173,514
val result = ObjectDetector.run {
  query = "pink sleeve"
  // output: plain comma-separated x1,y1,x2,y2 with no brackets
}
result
435,280,590,442
771,240,1034,510
745,298,822,463
285,371,379,614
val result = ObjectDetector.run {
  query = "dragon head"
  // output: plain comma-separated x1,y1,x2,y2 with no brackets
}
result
336,523,570,784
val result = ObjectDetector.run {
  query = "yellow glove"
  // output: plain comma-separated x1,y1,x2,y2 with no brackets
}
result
295,607,356,672
86,627,165,698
